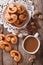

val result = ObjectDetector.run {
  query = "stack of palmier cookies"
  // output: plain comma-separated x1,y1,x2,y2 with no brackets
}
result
0,34,21,62
4,4,29,27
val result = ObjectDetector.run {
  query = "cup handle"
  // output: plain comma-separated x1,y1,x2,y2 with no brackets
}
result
34,33,39,38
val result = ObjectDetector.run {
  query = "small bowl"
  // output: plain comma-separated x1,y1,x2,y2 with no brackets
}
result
3,3,31,29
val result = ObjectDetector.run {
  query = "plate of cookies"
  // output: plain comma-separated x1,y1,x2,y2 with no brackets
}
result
1,0,34,33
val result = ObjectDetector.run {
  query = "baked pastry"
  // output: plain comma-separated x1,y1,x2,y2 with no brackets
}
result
4,12,17,24
4,4,29,27
4,41,11,52
0,34,5,41
10,50,21,62
0,41,5,49
5,34,18,44
13,19,26,27
19,10,28,21
0,41,11,52
16,4,25,14
7,4,17,14
4,12,11,23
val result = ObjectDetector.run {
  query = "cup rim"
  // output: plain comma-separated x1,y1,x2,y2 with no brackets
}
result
22,35,40,54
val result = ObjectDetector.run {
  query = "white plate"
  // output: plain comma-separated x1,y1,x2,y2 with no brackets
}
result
0,0,34,34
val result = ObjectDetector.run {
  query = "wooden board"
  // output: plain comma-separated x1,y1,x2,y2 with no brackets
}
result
18,0,43,65
3,28,17,65
0,0,43,65
0,25,3,65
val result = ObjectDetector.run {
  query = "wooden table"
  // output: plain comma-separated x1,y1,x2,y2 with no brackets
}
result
0,0,43,65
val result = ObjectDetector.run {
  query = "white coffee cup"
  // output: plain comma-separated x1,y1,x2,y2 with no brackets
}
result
22,33,40,54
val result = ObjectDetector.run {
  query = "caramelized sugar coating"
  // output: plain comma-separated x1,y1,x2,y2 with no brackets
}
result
10,50,21,62
7,4,17,14
19,10,28,21
0,41,5,49
0,41,11,52
4,12,17,24
3,41,11,52
10,14,17,23
16,4,25,14
4,4,29,27
4,12,11,22
14,19,26,27
5,34,18,44
0,34,5,41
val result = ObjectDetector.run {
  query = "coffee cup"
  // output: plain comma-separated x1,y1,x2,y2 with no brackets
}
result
22,33,40,54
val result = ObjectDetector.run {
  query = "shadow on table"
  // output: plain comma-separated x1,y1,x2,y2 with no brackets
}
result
35,40,43,65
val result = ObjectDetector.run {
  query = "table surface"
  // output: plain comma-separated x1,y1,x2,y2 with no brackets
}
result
0,0,43,65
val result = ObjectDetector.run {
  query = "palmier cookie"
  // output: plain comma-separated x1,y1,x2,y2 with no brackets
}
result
16,4,25,14
10,50,21,62
0,41,5,49
0,41,11,52
5,34,18,44
3,41,11,52
4,12,11,23
5,13,17,24
0,34,5,41
14,19,25,27
19,11,28,21
7,4,17,14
